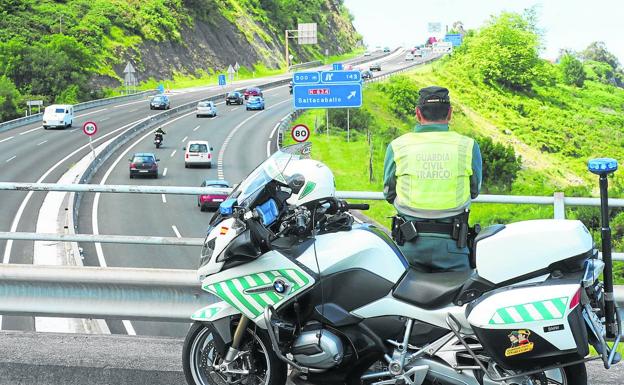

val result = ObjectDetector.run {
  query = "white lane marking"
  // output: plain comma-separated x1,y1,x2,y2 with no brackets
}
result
122,320,136,336
266,141,271,158
2,115,150,265
75,108,107,118
129,108,138,112
20,126,42,135
163,167,168,176
99,117,110,122
218,98,291,181
161,194,167,203
182,136,188,143
37,140,48,146
172,225,182,238
91,109,196,336
170,150,177,158
5,156,16,163
231,107,238,111
269,111,292,139
193,125,200,132
113,99,149,108
0,136,14,144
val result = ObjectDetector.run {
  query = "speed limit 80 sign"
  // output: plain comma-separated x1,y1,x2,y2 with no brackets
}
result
291,124,310,143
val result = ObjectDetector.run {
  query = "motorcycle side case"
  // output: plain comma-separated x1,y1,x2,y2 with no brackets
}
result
466,282,588,370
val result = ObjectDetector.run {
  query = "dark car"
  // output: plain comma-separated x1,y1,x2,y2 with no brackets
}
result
383,47,391,52
198,179,230,211
369,63,382,71
361,70,373,80
129,153,159,178
243,87,263,100
150,95,170,110
225,92,244,105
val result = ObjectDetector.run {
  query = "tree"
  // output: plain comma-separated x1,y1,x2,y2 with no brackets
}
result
0,76,22,121
477,135,522,192
582,41,620,70
461,12,541,90
560,54,586,87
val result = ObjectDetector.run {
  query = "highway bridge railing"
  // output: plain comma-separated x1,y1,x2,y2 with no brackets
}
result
0,181,623,260
0,262,621,322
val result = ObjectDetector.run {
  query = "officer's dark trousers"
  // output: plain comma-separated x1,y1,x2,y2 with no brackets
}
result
398,233,471,272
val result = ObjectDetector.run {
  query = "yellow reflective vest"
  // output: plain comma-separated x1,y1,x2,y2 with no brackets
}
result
389,131,474,216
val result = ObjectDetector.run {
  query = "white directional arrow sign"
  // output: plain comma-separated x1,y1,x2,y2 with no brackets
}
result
227,65,235,74
234,62,240,71
123,62,136,74
347,91,357,100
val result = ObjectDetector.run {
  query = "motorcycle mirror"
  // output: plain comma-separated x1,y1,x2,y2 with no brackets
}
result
287,174,306,194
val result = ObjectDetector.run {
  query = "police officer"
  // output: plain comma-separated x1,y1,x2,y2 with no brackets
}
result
383,86,482,272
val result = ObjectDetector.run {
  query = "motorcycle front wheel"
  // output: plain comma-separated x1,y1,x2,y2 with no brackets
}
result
183,321,287,385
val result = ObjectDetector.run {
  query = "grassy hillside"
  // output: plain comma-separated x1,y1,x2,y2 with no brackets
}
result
0,0,361,120
287,12,624,281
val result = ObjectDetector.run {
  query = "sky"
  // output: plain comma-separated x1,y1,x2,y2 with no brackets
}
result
343,0,624,63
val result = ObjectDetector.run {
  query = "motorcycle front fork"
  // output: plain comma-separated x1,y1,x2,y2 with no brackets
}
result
223,315,250,363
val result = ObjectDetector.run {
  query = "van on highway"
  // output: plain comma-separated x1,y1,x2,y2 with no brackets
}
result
42,104,73,129
184,140,213,168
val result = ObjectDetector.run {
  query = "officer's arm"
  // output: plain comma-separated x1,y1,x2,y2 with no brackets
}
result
470,141,483,199
383,145,397,203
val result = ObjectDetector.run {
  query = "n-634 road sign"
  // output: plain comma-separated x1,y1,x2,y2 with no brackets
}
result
293,83,362,109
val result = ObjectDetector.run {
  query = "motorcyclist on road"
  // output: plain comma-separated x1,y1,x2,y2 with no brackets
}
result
154,127,166,142
383,86,482,272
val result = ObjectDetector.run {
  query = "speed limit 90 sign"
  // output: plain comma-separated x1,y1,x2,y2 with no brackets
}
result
291,124,310,143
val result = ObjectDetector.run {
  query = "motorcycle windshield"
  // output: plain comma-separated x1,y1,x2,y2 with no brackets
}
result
232,143,311,207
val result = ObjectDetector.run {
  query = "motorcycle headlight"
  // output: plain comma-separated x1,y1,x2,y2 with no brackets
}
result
199,237,216,268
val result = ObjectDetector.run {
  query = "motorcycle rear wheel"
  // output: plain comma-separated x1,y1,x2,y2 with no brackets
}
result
183,321,287,385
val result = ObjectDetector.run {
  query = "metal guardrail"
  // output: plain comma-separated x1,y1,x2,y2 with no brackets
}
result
0,232,203,247
0,263,210,321
0,263,621,322
288,60,322,71
0,90,156,134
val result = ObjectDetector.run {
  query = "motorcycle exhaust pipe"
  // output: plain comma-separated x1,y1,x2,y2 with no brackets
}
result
588,158,619,338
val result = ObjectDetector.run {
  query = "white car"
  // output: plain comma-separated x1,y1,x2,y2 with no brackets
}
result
43,104,73,129
196,101,217,117
184,140,213,168
405,53,415,61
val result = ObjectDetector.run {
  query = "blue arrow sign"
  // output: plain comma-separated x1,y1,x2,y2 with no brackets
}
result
292,71,320,85
320,70,361,83
293,83,362,109
332,63,343,71
218,74,226,86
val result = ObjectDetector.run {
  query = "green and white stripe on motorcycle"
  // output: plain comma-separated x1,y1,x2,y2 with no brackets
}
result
489,297,569,325
204,269,311,319
192,305,221,321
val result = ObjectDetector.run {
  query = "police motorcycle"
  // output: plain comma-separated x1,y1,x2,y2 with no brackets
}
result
154,133,163,149
183,143,622,385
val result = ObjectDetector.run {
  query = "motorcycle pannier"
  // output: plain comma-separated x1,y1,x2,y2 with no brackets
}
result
466,282,588,370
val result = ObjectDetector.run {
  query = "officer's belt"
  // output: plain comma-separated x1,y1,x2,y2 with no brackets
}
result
401,221,455,237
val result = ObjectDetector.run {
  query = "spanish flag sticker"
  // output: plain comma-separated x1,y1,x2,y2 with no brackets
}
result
220,227,229,235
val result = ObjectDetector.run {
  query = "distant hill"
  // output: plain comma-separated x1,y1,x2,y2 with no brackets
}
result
0,0,361,119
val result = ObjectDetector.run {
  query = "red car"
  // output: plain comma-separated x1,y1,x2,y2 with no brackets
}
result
198,179,230,211
243,87,263,100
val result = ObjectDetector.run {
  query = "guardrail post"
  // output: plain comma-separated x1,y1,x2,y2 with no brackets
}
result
553,192,565,219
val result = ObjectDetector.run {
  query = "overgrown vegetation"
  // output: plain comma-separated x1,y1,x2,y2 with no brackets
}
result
0,0,360,120
289,10,624,282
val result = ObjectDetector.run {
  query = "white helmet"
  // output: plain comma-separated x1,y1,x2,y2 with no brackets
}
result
282,159,335,206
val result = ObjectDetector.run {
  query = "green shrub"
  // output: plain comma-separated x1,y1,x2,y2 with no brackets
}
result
0,76,22,121
476,135,522,192
377,76,419,120
560,54,586,87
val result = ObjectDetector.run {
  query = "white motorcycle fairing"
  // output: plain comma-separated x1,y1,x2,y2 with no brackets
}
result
191,301,240,322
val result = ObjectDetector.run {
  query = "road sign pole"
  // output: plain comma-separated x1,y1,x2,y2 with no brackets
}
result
285,30,289,69
347,108,350,142
88,136,95,159
326,109,329,137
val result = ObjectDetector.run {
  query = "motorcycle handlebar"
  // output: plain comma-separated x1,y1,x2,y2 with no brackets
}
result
345,202,369,211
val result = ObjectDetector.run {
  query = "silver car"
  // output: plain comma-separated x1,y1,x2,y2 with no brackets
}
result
196,101,217,117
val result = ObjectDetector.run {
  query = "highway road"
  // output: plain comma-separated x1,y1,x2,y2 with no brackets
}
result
77,49,417,337
0,49,412,333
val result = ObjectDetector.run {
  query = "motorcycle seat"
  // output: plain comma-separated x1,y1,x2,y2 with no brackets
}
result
392,268,474,310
